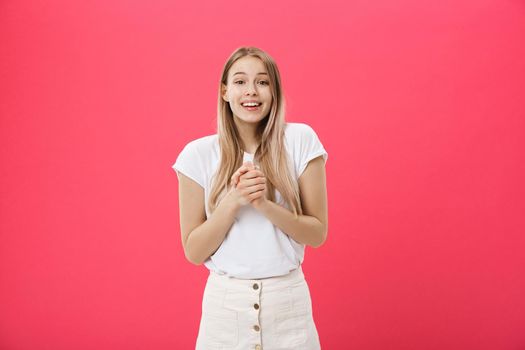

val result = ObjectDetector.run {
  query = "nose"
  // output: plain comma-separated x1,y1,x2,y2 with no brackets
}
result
245,82,258,95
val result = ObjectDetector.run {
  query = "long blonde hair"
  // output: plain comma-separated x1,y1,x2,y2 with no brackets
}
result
208,46,302,218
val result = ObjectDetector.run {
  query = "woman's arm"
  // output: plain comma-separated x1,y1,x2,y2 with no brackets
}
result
177,173,240,265
254,155,328,248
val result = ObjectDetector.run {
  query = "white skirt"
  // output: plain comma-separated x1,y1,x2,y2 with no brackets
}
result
195,265,321,350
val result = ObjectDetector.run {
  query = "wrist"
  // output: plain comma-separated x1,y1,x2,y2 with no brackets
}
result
222,191,241,214
253,198,271,212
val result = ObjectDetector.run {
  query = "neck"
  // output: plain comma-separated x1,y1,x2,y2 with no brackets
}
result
234,117,260,153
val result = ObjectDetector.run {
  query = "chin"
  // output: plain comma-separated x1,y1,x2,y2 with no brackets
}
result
236,114,266,124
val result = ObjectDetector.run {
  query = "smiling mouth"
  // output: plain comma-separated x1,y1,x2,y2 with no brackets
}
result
242,103,261,111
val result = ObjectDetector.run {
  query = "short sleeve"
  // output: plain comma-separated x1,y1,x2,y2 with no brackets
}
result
298,124,328,177
171,141,205,189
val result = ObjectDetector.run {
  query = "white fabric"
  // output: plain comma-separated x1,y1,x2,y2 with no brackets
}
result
172,122,328,279
195,266,321,350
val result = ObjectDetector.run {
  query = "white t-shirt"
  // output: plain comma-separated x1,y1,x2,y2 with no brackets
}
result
172,122,328,279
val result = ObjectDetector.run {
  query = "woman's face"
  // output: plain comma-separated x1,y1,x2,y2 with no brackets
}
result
222,56,273,125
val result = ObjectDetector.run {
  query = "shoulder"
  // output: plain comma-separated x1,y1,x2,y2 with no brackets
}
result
285,122,320,141
286,122,311,133
285,121,328,176
181,134,218,155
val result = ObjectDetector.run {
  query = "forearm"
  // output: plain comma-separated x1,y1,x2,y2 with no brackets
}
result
256,200,327,248
185,198,239,265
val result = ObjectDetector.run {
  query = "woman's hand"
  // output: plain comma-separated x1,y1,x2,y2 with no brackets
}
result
229,161,268,208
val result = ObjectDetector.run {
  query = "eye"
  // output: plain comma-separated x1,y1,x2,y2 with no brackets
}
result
234,81,244,84
259,81,269,85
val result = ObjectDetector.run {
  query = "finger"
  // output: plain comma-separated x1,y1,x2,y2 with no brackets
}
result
241,179,266,194
254,183,266,193
231,166,251,183
237,165,253,175
248,188,265,201
233,163,258,183
244,163,256,172
244,175,266,186
240,170,265,180
232,173,240,187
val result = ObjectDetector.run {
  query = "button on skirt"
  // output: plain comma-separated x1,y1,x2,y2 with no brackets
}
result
195,265,321,350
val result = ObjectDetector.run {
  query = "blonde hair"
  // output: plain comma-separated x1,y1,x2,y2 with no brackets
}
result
208,46,302,218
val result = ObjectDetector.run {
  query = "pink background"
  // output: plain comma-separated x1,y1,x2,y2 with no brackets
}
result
1,0,524,349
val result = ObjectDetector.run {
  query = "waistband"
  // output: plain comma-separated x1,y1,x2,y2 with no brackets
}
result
207,266,305,293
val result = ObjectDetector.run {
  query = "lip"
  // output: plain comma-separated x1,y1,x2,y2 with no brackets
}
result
242,103,261,111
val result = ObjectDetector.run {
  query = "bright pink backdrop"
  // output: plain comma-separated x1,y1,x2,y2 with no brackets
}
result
1,0,524,349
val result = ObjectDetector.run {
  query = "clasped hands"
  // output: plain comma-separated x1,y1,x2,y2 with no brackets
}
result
228,161,268,209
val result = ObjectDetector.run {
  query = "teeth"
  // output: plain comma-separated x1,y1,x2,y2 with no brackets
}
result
242,102,260,107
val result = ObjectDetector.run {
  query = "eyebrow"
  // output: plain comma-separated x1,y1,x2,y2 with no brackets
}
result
232,72,268,76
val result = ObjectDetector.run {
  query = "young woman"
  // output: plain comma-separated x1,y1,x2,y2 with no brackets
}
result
172,46,328,350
